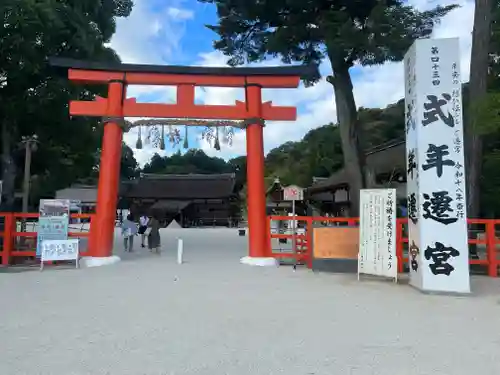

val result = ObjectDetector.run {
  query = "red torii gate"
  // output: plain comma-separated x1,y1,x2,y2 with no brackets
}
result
50,57,316,261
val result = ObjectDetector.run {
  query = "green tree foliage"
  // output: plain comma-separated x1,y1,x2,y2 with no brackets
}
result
0,0,133,208
264,124,342,187
135,94,500,217
199,0,456,214
142,150,235,175
120,143,139,180
264,100,405,188
137,100,404,192
359,100,405,148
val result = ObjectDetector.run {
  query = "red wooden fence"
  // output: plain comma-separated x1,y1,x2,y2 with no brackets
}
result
1,212,497,277
0,213,94,266
267,216,500,277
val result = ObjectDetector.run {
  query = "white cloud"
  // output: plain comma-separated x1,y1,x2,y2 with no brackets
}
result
110,0,475,164
167,7,194,20
196,51,336,158
108,0,194,164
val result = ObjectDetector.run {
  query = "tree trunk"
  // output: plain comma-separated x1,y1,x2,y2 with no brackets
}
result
466,0,493,219
327,63,366,216
466,0,493,260
1,120,16,211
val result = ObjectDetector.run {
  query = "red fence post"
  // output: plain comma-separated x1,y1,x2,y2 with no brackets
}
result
486,220,498,277
266,216,272,257
2,214,14,266
306,217,313,269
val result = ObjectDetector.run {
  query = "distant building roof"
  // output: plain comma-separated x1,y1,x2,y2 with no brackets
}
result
121,173,237,199
266,177,283,196
311,177,328,184
365,140,405,175
56,185,97,203
309,177,336,201
307,140,405,193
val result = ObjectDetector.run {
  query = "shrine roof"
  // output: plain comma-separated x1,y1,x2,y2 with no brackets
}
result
49,57,318,79
266,178,283,196
120,173,237,199
307,140,405,193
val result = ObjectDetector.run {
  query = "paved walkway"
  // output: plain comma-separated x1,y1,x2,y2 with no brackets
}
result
1,228,499,375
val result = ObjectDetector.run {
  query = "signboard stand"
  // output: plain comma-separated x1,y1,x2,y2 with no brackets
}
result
358,189,398,283
40,239,80,271
283,185,304,270
37,199,70,258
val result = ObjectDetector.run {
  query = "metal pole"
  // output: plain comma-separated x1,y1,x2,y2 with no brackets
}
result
22,141,32,213
21,136,36,249
292,198,297,271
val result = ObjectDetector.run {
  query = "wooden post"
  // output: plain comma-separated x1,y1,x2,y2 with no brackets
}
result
245,84,268,258
486,220,498,277
21,141,32,213
90,80,125,257
1,213,13,266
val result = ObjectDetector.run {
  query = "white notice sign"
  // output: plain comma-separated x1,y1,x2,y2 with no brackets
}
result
40,239,80,270
283,185,304,201
404,38,470,293
358,189,397,280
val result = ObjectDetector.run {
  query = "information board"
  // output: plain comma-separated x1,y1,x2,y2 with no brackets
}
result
37,199,70,257
358,189,397,281
40,239,79,270
313,227,359,259
283,185,304,201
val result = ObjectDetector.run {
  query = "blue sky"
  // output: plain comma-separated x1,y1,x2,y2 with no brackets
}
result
108,0,474,166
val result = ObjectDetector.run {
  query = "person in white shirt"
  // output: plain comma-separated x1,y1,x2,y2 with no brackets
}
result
138,214,149,248
121,214,138,252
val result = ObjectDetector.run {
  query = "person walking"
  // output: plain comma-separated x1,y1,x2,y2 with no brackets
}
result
138,214,149,248
121,213,138,252
147,215,161,254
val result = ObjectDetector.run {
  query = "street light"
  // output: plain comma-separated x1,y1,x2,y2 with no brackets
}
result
20,134,39,213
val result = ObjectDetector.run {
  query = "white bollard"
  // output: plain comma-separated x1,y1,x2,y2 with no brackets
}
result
177,238,183,264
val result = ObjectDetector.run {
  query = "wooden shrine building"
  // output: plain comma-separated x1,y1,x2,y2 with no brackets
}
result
120,173,242,227
306,140,406,216
265,178,309,215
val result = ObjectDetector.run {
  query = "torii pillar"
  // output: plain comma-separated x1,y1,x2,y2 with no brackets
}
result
245,84,268,259
50,57,317,265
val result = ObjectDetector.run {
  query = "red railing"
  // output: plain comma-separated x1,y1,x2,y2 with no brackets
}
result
0,213,95,266
267,216,500,277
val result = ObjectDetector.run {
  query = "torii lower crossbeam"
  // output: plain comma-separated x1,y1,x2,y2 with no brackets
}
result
50,57,317,264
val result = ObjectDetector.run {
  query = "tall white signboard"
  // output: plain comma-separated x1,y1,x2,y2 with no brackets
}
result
358,189,397,281
404,38,470,293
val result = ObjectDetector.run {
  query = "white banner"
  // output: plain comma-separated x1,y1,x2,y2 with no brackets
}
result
358,189,397,280
404,38,470,294
41,239,79,263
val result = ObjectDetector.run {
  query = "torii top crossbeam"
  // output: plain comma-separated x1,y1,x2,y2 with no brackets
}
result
50,57,318,121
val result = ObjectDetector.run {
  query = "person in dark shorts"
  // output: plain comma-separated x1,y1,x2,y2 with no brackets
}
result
138,214,149,248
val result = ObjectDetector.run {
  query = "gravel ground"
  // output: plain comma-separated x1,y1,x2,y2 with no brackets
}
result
1,228,499,375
